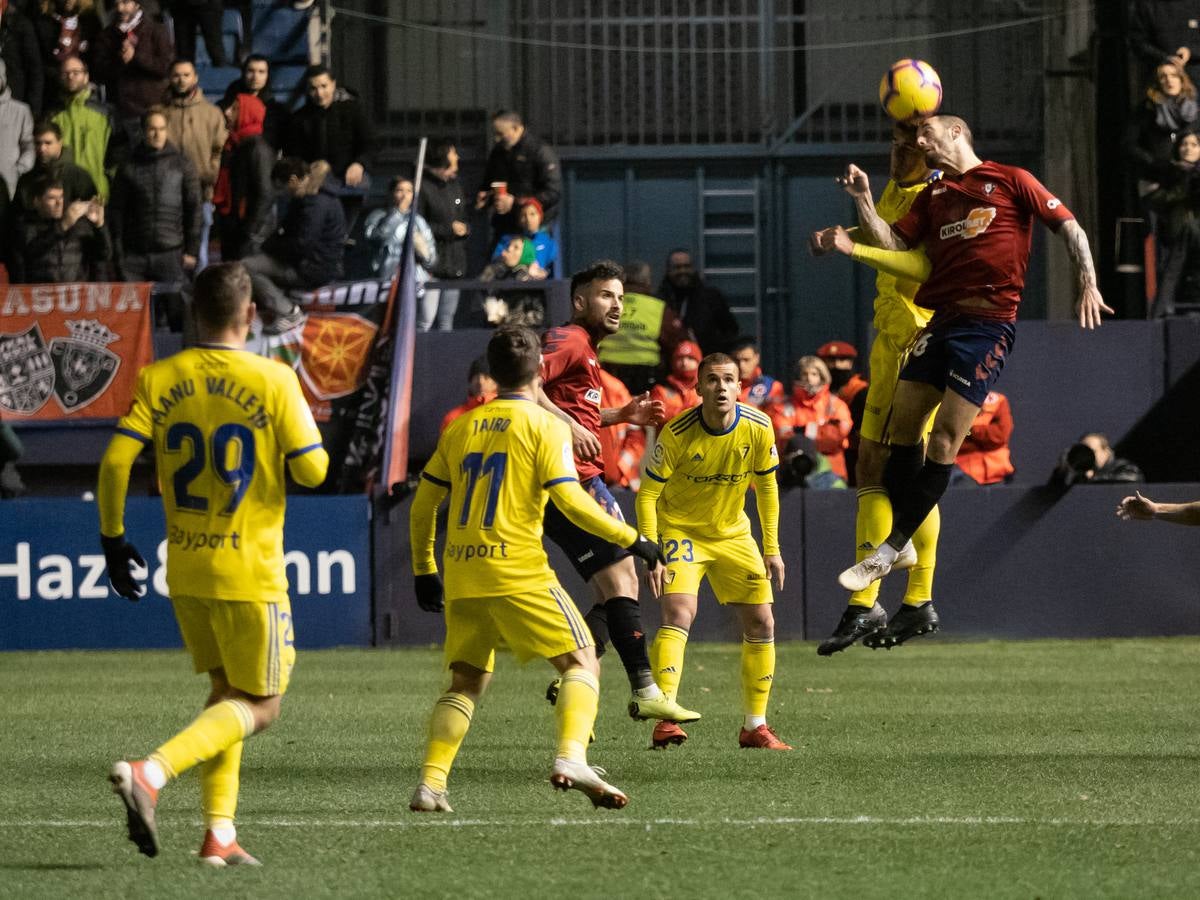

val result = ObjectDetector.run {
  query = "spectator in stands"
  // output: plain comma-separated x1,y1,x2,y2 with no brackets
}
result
1146,130,1200,316
90,0,172,142
766,355,853,482
0,59,34,200
597,260,688,395
162,58,225,269
1,0,42,114
284,65,373,227
953,390,1015,486
32,0,99,107
1129,1,1200,84
777,433,847,491
732,337,783,408
599,366,642,491
212,91,272,260
360,170,435,287
110,107,199,329
1128,61,1198,191
47,53,117,200
1050,432,1145,488
167,0,227,68
241,157,346,334
439,355,497,433
650,339,702,421
491,196,557,277
0,420,24,499
10,177,110,281
14,119,95,214
418,139,468,331
816,339,869,485
478,234,539,326
657,248,739,354
476,109,561,241
220,54,288,149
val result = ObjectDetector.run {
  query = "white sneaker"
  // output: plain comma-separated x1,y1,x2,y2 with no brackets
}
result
838,549,896,592
891,540,918,571
409,783,453,813
550,758,628,809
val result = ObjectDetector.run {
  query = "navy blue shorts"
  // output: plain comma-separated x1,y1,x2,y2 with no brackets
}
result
543,475,631,581
899,317,1016,407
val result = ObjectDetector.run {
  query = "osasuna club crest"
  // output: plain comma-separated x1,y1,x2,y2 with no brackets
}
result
0,324,55,415
49,319,121,412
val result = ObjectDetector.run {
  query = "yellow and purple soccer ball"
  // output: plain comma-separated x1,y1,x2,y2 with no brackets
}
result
879,59,943,121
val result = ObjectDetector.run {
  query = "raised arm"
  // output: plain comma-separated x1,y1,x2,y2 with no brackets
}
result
837,164,907,250
1057,220,1114,330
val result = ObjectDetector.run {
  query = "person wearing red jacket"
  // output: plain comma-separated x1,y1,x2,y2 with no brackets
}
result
598,367,643,490
439,356,497,433
650,339,702,421
954,390,1015,485
767,355,853,480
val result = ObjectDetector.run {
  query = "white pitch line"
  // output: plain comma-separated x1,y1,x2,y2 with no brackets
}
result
5,816,1200,829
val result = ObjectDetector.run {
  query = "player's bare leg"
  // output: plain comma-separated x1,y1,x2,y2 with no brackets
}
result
412,662,492,813
733,603,791,750
649,592,699,748
546,646,628,809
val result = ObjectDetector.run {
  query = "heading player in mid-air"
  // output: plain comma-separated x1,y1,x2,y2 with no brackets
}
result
833,114,1112,610
637,354,791,750
408,325,666,811
99,262,329,864
809,121,945,653
539,260,700,725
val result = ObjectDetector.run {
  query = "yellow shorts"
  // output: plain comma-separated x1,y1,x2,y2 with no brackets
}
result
443,585,593,673
173,595,295,697
860,298,935,445
660,530,773,605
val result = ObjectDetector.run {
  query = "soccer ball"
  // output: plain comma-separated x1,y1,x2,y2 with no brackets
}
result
878,59,943,121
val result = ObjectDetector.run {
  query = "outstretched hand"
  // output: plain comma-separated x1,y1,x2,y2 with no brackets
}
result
1076,285,1114,330
622,392,666,427
1116,491,1156,521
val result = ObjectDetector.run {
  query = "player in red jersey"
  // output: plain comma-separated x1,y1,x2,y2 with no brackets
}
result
539,260,701,724
833,114,1113,641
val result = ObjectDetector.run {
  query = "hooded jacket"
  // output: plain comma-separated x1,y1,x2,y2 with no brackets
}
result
0,59,34,196
220,75,289,149
161,85,226,195
767,384,853,480
213,93,274,258
110,139,201,257
47,82,118,200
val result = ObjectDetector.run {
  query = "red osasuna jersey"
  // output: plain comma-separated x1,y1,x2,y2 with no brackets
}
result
891,161,1074,322
541,323,604,481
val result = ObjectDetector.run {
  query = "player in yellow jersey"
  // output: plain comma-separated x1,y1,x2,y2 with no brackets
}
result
637,354,791,750
408,325,666,812
97,263,329,864
809,120,944,654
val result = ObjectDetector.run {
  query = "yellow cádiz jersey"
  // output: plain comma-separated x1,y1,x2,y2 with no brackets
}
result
422,396,581,599
642,403,778,545
116,345,323,603
874,175,941,317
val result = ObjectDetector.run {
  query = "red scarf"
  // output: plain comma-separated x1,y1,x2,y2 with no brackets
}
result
212,94,266,216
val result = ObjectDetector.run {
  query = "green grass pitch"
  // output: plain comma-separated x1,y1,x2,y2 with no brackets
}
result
1,638,1199,899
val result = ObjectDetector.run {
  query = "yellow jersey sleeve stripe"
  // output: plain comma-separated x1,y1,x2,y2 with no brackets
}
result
285,442,323,460
543,476,576,488
421,471,451,488
115,426,152,443
644,468,668,483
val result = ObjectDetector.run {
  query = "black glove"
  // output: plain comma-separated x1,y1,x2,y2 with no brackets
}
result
101,534,146,601
414,572,445,613
627,535,666,568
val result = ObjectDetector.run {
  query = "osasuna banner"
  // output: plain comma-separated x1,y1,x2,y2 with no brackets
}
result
0,496,372,650
0,283,153,421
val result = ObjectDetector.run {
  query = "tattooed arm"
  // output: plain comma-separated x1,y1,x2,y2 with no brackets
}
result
836,164,908,250
1058,220,1114,329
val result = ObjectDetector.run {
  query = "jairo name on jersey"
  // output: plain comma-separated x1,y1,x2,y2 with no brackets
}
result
471,416,511,434
0,541,358,600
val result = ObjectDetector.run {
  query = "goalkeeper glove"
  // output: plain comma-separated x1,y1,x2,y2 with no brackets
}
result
626,535,666,568
414,572,445,613
101,534,146,601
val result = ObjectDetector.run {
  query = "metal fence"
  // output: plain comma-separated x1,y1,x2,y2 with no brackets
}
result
329,0,1051,158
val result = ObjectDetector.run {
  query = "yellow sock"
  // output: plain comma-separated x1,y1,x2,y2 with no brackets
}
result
850,487,892,607
419,692,475,792
554,668,600,762
149,699,254,781
741,637,775,719
903,502,940,606
651,625,689,702
201,741,243,826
